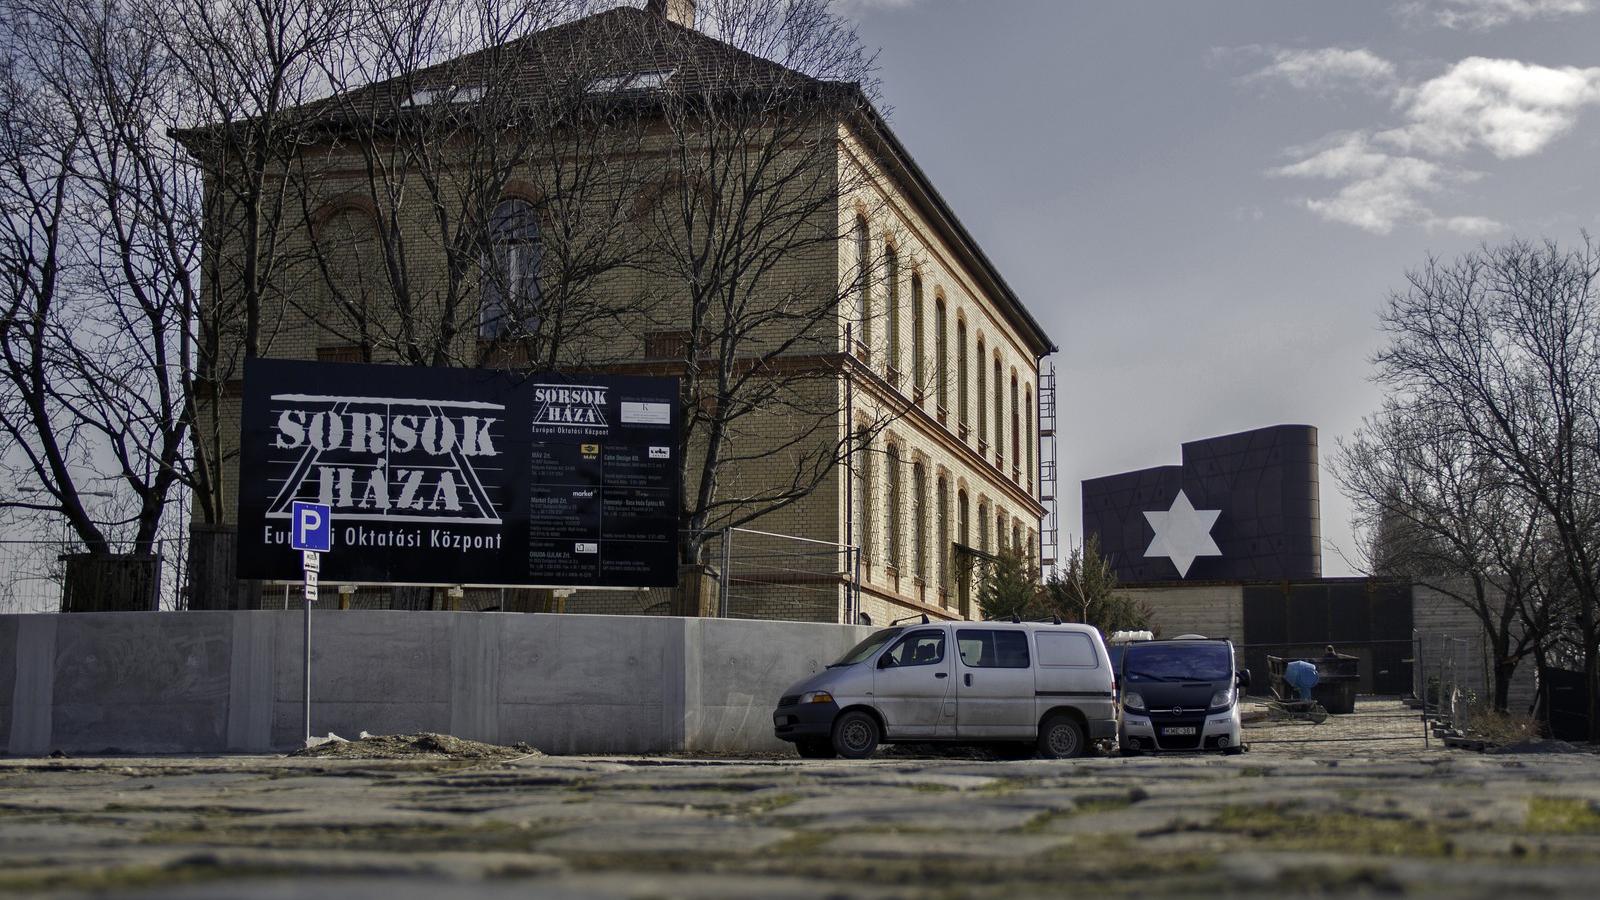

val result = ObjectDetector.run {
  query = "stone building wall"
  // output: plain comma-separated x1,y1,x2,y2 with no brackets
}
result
195,115,1051,627
1116,583,1246,641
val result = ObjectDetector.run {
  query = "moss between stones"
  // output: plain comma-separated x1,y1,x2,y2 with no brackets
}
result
1526,797,1600,834
1210,803,1458,857
0,860,274,894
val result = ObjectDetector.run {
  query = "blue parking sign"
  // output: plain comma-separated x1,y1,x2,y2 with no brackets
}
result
290,501,332,553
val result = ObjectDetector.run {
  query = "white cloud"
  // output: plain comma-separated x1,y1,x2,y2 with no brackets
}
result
1396,0,1594,30
1258,55,1600,234
1270,133,1507,235
1428,214,1507,235
1384,57,1600,158
1270,133,1469,233
1243,47,1397,94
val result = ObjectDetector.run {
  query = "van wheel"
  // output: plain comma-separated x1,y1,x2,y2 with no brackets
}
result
832,710,880,759
796,739,836,759
1037,715,1086,759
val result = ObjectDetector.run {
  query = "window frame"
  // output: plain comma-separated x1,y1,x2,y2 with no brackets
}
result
956,628,1032,669
881,629,947,668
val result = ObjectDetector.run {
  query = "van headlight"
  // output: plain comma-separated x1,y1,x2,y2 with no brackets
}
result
800,691,834,705
1122,692,1146,711
1209,688,1233,709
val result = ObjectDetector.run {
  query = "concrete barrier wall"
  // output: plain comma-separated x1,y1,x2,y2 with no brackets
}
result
3,611,874,756
1118,584,1246,641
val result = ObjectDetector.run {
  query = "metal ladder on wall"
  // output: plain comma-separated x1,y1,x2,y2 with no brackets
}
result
1037,362,1060,571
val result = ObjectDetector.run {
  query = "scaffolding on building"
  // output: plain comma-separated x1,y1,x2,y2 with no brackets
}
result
1037,361,1060,571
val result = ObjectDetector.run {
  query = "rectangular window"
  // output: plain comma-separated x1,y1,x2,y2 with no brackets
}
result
644,330,690,359
317,344,361,363
957,629,1031,668
1037,632,1098,667
885,629,945,667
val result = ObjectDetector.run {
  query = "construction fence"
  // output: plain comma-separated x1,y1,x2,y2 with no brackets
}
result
2,527,863,624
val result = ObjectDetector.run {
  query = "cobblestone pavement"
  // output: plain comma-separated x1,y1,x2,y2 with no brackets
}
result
4,701,1599,898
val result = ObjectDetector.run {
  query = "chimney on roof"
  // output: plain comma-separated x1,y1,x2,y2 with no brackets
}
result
646,0,696,28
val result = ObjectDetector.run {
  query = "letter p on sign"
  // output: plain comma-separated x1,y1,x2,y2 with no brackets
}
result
290,501,332,553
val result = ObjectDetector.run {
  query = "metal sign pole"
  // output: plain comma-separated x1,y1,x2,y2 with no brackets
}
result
289,501,331,749
302,549,320,746
303,580,312,745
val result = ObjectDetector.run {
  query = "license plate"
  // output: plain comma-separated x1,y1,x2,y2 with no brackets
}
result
1162,726,1196,736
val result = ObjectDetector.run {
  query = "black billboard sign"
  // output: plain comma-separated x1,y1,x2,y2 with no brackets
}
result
237,358,681,587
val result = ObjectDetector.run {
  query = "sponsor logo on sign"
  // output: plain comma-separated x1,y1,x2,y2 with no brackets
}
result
649,446,670,459
574,542,598,554
621,400,670,426
581,443,600,458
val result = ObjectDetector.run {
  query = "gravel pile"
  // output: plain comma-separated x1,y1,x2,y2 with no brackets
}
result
290,732,541,760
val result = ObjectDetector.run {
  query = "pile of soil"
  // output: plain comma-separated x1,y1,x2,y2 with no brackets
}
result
290,732,541,760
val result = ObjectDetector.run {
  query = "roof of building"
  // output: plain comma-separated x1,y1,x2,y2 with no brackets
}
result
188,3,1057,355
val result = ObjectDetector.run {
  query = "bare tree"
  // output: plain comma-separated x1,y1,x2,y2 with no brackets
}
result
1335,401,1545,711
162,0,354,525
614,0,897,572
0,0,198,562
1370,237,1600,733
298,0,649,370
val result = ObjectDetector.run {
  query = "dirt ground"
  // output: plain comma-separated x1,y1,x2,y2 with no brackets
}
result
3,700,1597,899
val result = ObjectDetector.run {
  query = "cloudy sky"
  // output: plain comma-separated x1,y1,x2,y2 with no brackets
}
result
843,0,1600,574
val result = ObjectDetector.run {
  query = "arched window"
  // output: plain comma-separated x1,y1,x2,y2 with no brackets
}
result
912,460,926,581
994,357,1005,463
1010,371,1020,480
854,216,871,348
910,274,924,399
936,475,950,598
934,298,948,414
859,434,874,565
885,444,902,568
976,336,987,450
977,500,990,554
956,319,968,431
1024,386,1034,493
481,198,542,339
958,490,970,552
885,246,900,377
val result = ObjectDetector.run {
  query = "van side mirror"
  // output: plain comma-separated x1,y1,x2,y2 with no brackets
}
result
1237,668,1251,689
877,655,893,669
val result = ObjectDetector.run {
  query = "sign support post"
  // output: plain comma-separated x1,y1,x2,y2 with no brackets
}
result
290,501,331,747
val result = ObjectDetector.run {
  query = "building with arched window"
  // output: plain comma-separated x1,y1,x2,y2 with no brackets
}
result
187,0,1054,623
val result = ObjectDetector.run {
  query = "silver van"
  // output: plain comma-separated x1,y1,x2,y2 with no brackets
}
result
772,622,1117,759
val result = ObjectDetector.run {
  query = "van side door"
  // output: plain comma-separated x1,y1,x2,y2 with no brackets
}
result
873,628,953,738
954,628,1036,738
1034,629,1117,732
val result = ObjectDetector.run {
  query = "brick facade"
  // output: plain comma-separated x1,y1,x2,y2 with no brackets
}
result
193,15,1054,626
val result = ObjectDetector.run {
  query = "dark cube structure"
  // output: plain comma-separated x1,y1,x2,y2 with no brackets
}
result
1081,424,1321,582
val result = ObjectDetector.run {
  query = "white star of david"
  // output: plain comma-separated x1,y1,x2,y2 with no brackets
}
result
1142,489,1222,578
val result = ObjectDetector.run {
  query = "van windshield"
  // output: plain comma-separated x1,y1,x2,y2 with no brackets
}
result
830,628,902,667
1122,643,1232,683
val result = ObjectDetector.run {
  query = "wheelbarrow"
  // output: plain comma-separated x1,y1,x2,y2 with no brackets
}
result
1266,655,1330,724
